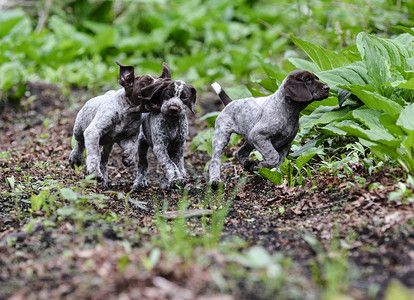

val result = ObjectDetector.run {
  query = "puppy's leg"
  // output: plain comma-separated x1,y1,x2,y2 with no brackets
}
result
153,143,181,189
235,142,257,172
249,133,280,171
169,143,186,187
276,143,291,168
133,134,150,189
69,134,85,168
84,126,104,182
209,128,232,188
119,136,138,167
99,143,113,186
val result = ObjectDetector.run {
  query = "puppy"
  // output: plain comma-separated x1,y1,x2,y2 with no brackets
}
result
69,61,172,186
133,80,197,189
209,69,330,187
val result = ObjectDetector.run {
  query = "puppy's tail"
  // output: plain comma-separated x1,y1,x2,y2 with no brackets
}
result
211,82,232,106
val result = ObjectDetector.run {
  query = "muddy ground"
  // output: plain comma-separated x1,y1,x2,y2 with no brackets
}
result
0,83,413,299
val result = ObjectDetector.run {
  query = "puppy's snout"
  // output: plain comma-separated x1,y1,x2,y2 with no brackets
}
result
169,104,180,112
166,103,183,115
323,84,330,93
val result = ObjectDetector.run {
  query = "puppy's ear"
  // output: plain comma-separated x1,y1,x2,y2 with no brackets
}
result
160,62,172,79
285,75,312,102
187,86,197,115
116,61,135,88
141,80,172,107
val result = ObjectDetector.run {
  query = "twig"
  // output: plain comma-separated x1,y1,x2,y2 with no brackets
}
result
161,209,214,219
35,0,53,33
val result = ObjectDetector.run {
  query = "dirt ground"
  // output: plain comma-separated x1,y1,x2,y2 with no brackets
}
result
0,82,414,299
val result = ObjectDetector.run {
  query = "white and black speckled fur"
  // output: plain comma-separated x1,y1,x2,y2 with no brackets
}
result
133,80,197,189
209,70,330,188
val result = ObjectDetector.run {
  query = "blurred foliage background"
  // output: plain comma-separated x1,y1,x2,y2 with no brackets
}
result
0,0,413,103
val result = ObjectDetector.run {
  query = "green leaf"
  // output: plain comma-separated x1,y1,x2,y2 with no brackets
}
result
288,58,320,73
321,123,349,136
6,176,15,190
60,188,77,201
340,85,403,115
357,32,414,90
392,25,414,37
199,112,220,128
359,139,401,161
333,120,373,140
190,128,214,155
256,56,286,81
384,279,414,300
338,88,352,106
335,118,400,148
379,114,405,136
30,193,43,211
302,105,353,129
258,168,284,185
0,62,25,92
291,35,353,71
296,148,323,170
318,61,369,88
0,9,27,38
387,78,414,89
256,77,278,93
397,103,414,131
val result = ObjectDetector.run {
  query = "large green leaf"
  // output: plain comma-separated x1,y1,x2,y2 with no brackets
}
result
359,139,401,161
256,77,279,93
356,32,414,90
0,9,27,38
387,78,414,90
379,114,405,136
199,112,220,128
397,103,414,131
334,119,400,147
393,26,414,37
302,105,353,129
352,109,396,142
340,85,403,115
291,35,353,71
333,120,370,140
317,62,369,88
288,58,320,73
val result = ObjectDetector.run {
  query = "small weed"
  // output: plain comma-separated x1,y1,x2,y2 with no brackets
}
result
389,176,414,204
304,232,354,299
0,151,11,159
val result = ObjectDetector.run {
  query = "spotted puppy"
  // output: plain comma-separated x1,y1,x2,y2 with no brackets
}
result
133,80,197,189
69,61,172,186
209,69,330,188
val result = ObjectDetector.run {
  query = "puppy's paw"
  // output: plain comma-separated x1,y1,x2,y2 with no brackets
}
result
209,178,224,190
69,152,83,169
172,177,186,189
243,159,259,173
87,167,106,185
159,176,184,190
132,179,148,189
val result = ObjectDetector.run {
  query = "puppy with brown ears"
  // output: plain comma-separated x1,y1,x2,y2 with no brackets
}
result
209,70,330,188
69,61,172,186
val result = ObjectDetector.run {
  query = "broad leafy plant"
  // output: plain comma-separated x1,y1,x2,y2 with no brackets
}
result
289,28,414,175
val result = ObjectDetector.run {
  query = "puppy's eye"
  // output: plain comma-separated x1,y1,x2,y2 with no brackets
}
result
304,77,312,82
